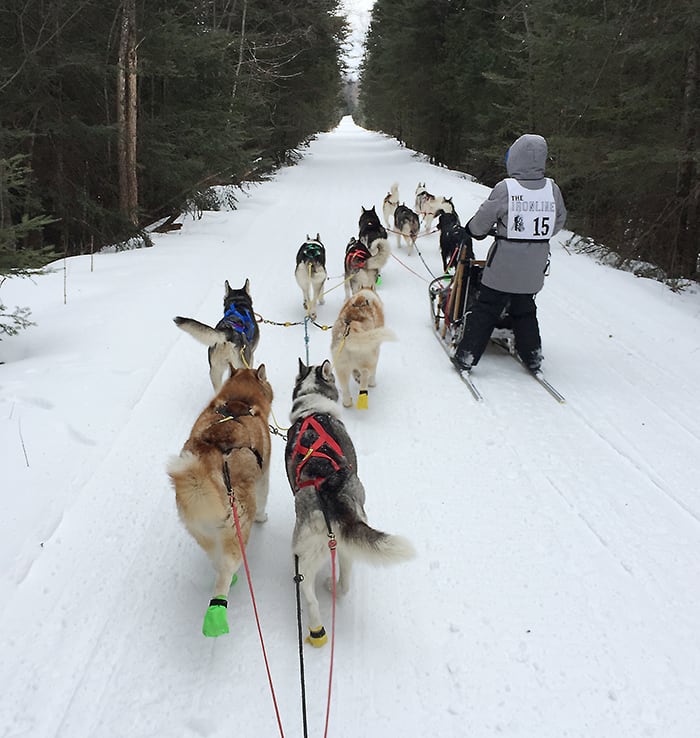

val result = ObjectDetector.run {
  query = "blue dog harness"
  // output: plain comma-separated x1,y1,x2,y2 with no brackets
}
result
218,305,256,341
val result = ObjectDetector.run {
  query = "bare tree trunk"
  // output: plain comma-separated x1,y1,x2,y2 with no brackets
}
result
117,0,138,225
229,0,247,113
674,40,699,277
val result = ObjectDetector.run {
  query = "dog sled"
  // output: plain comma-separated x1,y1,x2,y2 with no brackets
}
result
428,238,565,403
429,237,515,357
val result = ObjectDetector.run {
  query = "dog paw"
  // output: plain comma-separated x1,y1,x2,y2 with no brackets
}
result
306,626,328,648
342,397,353,408
202,600,229,637
255,511,268,523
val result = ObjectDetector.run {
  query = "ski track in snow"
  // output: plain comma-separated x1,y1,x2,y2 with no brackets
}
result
2,117,700,738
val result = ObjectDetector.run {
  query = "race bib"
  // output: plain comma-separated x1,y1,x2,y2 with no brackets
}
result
505,178,556,240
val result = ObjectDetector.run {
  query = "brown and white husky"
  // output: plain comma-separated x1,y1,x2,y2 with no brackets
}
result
167,365,273,637
331,288,396,408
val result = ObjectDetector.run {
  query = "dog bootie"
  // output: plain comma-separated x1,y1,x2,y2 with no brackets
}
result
306,626,328,648
203,597,229,637
356,390,368,410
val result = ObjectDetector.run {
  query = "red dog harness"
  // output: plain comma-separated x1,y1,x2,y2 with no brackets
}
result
292,414,345,492
345,243,370,272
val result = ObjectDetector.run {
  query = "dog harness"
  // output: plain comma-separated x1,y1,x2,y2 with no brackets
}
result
291,414,345,492
345,243,370,271
300,241,324,259
218,305,256,341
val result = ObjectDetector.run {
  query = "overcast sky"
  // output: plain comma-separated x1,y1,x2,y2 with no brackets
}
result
340,0,375,80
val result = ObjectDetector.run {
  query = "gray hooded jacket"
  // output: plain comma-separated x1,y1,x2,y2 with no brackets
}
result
467,134,567,294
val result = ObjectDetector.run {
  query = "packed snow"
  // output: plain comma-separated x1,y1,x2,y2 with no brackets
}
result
2,116,700,738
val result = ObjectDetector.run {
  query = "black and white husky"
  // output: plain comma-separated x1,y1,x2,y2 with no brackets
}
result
382,183,399,228
295,234,327,318
358,205,388,248
393,204,420,255
343,236,391,298
437,210,473,272
174,279,260,391
284,359,415,646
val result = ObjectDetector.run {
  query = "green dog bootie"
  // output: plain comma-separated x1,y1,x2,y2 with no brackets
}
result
203,597,229,637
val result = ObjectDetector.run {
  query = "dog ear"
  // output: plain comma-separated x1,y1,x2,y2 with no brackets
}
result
315,233,320,241
225,280,231,293
298,357,306,375
243,278,251,295
306,233,310,240
321,359,334,381
256,364,266,382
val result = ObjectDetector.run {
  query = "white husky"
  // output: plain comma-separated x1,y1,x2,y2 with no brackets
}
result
382,183,399,229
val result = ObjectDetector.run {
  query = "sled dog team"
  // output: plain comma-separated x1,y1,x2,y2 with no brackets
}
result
169,195,452,643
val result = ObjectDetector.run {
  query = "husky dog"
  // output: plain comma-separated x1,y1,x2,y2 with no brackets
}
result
331,288,395,408
437,210,473,272
415,183,455,232
174,280,260,392
344,237,373,298
167,365,273,637
295,234,327,318
382,183,399,229
343,236,390,298
358,205,387,247
284,359,415,646
393,204,420,255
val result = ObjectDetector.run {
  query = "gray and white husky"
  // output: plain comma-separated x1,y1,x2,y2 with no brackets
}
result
174,279,260,392
284,359,415,646
295,234,327,318
393,204,420,255
415,182,455,232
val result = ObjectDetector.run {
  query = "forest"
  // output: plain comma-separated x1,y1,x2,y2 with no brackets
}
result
1,0,698,337
0,0,347,274
358,0,699,282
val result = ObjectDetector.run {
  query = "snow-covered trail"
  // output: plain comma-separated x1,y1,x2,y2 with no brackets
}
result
1,117,699,738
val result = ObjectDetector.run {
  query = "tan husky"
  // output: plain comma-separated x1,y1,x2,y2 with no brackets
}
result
167,365,273,637
331,289,396,409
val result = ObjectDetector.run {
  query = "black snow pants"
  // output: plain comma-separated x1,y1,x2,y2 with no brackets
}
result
456,284,542,368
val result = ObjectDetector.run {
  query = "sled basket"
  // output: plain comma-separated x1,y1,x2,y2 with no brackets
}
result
429,247,514,354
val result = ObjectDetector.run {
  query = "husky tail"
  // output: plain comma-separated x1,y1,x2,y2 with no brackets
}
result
319,470,415,565
174,316,225,346
366,238,391,270
345,326,397,348
167,450,225,524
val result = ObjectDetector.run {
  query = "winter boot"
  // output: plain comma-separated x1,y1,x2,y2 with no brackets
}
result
451,348,474,372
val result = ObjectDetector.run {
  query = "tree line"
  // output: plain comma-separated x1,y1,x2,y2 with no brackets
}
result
357,0,699,281
0,0,346,273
